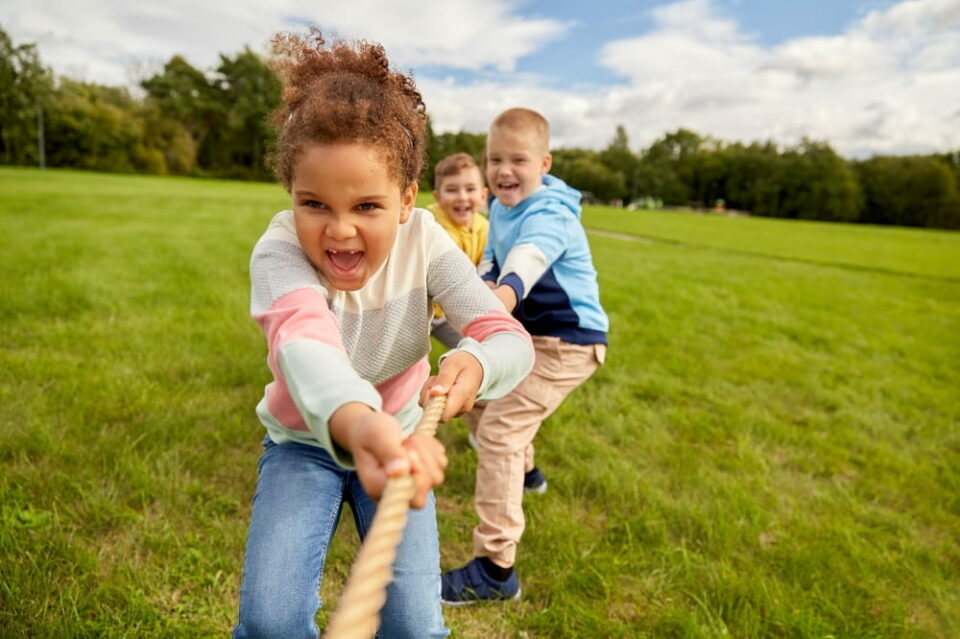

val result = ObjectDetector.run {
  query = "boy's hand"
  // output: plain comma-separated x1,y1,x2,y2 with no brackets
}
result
335,406,447,509
420,351,484,421
494,285,518,313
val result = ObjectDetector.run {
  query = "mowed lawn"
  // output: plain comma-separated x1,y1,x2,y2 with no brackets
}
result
582,205,960,281
1,167,958,638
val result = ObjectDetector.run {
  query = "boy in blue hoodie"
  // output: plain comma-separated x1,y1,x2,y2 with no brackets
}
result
441,108,608,604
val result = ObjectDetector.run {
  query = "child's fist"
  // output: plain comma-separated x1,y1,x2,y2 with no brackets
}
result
420,351,483,422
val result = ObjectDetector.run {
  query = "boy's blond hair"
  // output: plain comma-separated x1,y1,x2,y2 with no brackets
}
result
489,108,550,154
433,152,483,190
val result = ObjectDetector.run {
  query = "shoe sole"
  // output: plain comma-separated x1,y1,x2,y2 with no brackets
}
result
524,481,547,495
440,588,522,607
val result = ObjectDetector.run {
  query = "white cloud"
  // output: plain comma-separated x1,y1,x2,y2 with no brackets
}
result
2,0,958,157
419,0,960,157
589,0,960,156
3,0,568,83
303,1,569,71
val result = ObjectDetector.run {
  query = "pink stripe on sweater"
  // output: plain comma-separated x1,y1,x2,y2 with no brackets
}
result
255,288,344,351
460,309,532,345
254,288,346,432
376,358,430,415
265,381,309,431
255,288,344,385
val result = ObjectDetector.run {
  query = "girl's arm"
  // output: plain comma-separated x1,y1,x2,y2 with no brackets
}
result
251,237,380,467
425,240,534,418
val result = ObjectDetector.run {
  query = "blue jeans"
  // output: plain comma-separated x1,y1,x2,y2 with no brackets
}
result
233,437,449,639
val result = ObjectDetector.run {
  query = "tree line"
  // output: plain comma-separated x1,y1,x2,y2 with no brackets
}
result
2,25,958,229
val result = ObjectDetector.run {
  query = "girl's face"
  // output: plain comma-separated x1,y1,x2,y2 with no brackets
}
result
291,143,416,291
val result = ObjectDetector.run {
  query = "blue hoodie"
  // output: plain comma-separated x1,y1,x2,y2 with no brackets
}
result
479,174,608,345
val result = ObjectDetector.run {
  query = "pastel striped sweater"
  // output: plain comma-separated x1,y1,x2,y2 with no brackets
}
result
249,208,533,467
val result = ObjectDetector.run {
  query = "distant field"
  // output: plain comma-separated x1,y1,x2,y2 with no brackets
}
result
583,205,960,280
2,167,958,638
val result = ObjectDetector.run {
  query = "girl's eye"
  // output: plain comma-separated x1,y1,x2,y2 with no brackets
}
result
304,199,325,209
357,202,381,212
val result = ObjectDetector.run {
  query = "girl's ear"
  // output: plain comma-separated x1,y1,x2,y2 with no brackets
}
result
400,182,418,223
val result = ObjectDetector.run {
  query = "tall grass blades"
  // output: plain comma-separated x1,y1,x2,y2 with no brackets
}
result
1,168,957,638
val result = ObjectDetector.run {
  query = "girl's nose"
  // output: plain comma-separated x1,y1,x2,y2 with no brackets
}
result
325,216,356,240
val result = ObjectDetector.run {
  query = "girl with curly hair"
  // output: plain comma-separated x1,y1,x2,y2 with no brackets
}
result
233,31,533,638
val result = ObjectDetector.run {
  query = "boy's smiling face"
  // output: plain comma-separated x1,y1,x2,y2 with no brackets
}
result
433,166,487,227
291,142,416,291
485,127,552,207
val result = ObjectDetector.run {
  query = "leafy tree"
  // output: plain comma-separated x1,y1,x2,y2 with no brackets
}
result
720,142,784,216
598,125,637,202
45,79,160,174
208,48,280,179
142,49,281,179
0,25,54,165
552,148,625,203
142,55,223,168
855,155,960,229
423,120,486,188
646,128,703,164
691,145,728,209
636,129,707,206
778,139,860,222
141,103,196,174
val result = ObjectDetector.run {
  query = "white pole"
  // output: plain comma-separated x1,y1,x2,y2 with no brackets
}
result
37,102,45,170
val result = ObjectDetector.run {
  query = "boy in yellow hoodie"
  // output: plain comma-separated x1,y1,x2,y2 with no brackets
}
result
428,152,490,348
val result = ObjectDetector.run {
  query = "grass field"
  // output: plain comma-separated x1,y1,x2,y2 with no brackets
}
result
582,205,960,281
1,167,958,638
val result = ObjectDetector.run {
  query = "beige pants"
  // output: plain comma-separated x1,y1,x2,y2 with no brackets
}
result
463,335,605,566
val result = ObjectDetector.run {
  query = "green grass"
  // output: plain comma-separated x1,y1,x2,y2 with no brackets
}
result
2,167,958,638
583,205,960,281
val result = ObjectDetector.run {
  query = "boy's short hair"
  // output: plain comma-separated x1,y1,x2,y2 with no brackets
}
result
433,152,483,190
489,108,550,154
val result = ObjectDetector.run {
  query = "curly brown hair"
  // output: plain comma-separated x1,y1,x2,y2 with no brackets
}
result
269,29,427,191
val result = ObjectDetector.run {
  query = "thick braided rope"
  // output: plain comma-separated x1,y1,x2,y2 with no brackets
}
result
323,394,447,639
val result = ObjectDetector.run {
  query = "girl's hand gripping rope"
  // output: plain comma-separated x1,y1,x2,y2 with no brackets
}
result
332,404,447,509
420,350,484,422
323,392,449,639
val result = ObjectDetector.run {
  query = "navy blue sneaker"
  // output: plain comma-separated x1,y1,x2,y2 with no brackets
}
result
440,558,521,606
524,467,547,494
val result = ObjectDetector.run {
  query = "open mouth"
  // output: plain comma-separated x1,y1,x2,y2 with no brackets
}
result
327,248,364,275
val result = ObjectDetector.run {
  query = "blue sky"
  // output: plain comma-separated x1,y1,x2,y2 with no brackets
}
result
3,0,957,157
493,1,896,86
